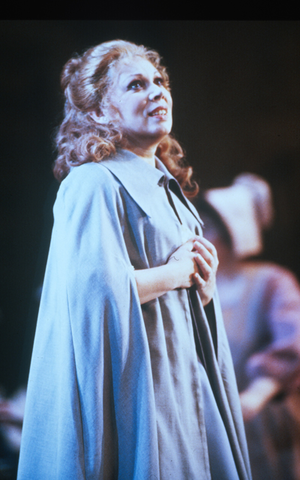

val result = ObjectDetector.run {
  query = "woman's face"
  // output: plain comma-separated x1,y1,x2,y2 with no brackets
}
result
107,56,173,151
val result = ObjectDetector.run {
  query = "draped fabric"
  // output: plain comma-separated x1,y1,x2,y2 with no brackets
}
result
17,150,251,480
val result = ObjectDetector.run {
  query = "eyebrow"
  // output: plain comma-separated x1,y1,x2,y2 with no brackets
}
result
119,70,160,82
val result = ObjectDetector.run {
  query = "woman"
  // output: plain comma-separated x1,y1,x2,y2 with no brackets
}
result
17,40,251,480
195,173,300,480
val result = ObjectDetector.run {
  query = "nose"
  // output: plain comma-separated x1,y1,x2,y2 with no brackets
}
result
148,83,163,101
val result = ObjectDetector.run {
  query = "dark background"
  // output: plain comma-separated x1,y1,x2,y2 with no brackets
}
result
1,20,300,394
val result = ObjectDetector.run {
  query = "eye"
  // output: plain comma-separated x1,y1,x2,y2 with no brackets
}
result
154,76,170,90
154,77,164,86
127,79,144,91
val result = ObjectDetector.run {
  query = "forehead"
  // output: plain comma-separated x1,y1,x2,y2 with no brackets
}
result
113,56,159,84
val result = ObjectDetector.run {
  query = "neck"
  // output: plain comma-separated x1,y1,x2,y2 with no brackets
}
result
122,135,162,167
123,144,156,167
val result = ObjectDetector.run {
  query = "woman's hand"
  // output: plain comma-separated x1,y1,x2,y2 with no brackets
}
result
134,238,196,304
135,235,218,305
192,236,219,306
167,237,204,289
168,236,218,306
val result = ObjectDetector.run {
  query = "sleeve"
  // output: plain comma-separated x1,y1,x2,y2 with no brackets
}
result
246,266,300,393
17,163,159,480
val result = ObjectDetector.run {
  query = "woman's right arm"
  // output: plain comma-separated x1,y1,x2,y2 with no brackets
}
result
134,262,191,305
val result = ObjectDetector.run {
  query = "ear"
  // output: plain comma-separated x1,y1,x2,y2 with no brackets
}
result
89,110,109,125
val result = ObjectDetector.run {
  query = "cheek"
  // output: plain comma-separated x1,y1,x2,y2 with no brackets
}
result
127,100,147,120
165,89,172,106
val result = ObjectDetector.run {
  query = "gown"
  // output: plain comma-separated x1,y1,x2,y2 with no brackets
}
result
17,149,251,479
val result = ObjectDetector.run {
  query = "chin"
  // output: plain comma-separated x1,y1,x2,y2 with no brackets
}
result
125,127,172,151
153,125,172,140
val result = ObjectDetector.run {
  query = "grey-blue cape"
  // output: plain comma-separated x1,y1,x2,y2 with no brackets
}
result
17,150,251,480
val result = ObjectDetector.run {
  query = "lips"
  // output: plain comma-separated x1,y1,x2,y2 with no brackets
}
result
148,106,167,117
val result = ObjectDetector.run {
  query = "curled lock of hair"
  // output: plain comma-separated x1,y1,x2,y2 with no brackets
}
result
61,57,82,92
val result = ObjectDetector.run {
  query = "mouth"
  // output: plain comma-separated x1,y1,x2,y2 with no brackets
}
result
148,107,167,117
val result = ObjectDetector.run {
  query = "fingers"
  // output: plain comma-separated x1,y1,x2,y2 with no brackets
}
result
193,236,217,257
193,254,212,282
190,235,215,249
193,239,218,272
181,235,216,251
169,236,218,273
193,268,216,306
184,236,218,306
186,235,218,259
193,272,206,288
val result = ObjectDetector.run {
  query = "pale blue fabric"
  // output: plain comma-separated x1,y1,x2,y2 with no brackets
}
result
17,150,251,479
198,362,240,480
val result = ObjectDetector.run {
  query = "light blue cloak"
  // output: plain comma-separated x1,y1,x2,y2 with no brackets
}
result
17,150,251,480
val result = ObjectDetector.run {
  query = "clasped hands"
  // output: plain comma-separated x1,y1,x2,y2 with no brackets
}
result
168,235,219,306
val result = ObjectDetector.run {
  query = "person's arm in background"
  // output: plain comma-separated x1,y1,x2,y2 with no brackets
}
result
240,266,300,421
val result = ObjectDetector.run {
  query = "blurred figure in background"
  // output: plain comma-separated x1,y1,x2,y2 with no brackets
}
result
194,173,300,480
0,304,25,480
0,388,25,480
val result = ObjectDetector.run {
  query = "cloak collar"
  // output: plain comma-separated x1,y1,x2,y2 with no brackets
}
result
100,149,173,217
100,149,202,225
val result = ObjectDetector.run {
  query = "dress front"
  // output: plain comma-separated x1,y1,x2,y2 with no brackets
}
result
17,150,251,480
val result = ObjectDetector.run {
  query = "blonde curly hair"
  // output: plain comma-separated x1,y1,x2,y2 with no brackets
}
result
53,39,198,197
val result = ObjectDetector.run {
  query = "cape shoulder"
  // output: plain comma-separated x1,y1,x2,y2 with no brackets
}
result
60,162,120,200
